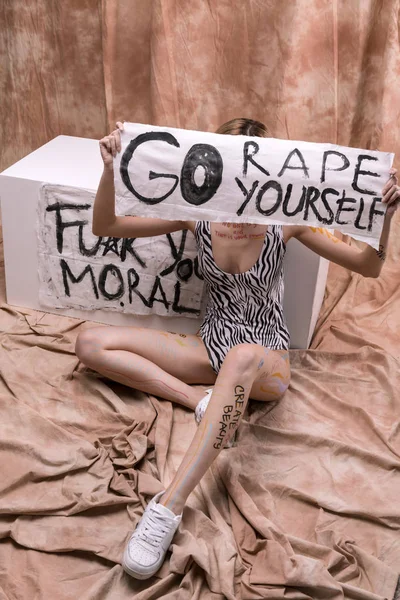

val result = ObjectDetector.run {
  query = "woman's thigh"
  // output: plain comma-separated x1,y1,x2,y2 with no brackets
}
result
77,326,217,385
250,348,291,401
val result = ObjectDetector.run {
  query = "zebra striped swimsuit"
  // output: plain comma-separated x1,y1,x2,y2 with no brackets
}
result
194,221,290,374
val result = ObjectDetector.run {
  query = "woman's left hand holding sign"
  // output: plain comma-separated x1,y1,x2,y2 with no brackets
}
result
382,168,400,218
99,121,124,171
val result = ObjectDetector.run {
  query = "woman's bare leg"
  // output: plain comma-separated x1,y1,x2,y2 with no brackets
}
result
75,326,217,410
159,345,290,514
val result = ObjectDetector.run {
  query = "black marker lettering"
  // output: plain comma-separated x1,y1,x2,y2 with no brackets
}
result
256,181,283,216
60,258,99,299
335,191,356,225
160,231,187,277
98,264,125,300
218,421,227,436
176,258,193,282
78,225,102,257
278,149,309,178
321,151,350,183
120,238,147,267
229,409,243,430
354,197,367,230
148,276,169,309
368,198,385,231
352,155,380,195
242,141,270,177
180,144,223,205
375,244,386,261
304,187,321,222
46,202,90,254
319,189,337,225
235,177,259,216
303,186,335,225
127,268,150,307
172,281,201,315
282,184,307,217
120,132,180,204
101,237,120,257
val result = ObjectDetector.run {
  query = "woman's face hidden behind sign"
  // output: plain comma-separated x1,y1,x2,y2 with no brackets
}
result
215,117,269,139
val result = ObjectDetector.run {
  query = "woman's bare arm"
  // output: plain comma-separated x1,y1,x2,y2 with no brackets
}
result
284,170,399,278
284,220,390,278
92,168,191,238
92,121,193,238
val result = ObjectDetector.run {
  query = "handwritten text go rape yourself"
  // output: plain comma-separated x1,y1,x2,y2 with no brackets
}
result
120,132,386,232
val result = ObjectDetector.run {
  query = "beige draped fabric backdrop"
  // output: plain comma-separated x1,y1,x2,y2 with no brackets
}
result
1,2,400,599
1,0,400,171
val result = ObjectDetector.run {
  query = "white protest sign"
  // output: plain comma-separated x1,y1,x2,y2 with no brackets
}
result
37,184,204,318
113,122,394,249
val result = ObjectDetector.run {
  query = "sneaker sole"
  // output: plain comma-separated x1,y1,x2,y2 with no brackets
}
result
122,559,159,580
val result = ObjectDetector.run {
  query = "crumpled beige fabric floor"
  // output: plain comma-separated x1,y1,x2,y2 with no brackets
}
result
2,0,400,597
0,214,399,599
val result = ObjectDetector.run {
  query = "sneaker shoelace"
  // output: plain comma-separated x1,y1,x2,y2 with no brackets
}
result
132,507,174,549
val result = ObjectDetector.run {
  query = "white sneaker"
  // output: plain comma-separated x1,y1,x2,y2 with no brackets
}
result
122,491,182,580
194,388,213,424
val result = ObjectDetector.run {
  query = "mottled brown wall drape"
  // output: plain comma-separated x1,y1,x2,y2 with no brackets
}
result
1,0,400,174
1,3,400,599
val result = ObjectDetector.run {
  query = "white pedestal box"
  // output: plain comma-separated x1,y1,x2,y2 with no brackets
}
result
0,135,328,347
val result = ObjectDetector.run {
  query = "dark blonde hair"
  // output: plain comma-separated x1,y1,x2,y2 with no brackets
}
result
216,117,269,138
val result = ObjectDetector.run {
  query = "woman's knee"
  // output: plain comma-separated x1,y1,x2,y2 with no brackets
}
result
224,344,260,374
251,351,291,401
75,328,105,365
